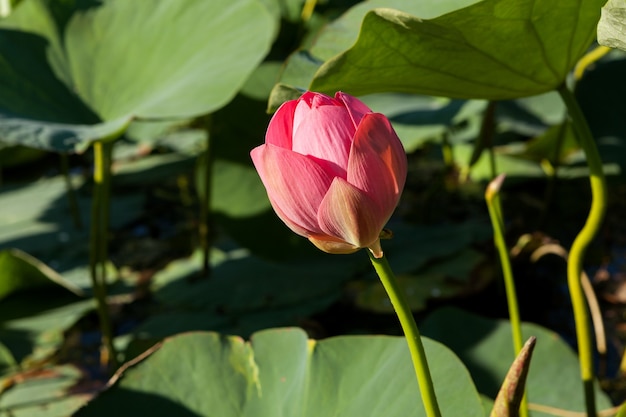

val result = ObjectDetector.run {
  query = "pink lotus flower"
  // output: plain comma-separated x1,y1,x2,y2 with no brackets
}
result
250,91,407,258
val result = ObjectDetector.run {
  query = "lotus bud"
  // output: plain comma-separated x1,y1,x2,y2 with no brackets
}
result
250,91,407,258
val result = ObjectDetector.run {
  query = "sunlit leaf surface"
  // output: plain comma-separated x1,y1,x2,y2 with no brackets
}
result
77,328,484,417
0,0,275,152
311,0,605,99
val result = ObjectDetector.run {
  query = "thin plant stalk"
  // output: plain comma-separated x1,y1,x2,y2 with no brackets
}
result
368,251,442,417
538,121,567,229
300,0,317,22
469,101,497,180
528,242,607,375
60,153,83,230
89,140,118,370
440,131,454,171
485,174,528,417
574,45,611,81
198,115,214,278
557,83,608,417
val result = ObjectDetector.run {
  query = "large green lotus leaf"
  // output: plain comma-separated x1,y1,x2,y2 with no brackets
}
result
421,307,613,416
310,0,481,61
0,364,90,417
0,248,83,301
276,0,481,92
310,0,605,99
0,18,123,152
63,0,274,120
0,0,275,152
76,328,484,417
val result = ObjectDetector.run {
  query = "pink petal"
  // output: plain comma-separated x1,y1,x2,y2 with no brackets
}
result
309,92,338,108
265,99,298,149
335,92,373,129
317,177,383,249
347,113,407,221
291,106,355,177
251,144,332,237
292,92,337,135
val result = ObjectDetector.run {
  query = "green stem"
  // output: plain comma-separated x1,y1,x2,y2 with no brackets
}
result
99,142,112,285
199,115,214,279
485,175,528,417
538,121,567,229
557,83,607,417
469,101,497,179
60,153,83,230
300,0,317,22
368,251,442,417
441,131,454,170
90,141,118,370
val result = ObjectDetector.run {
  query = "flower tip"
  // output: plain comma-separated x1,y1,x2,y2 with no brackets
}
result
485,173,506,200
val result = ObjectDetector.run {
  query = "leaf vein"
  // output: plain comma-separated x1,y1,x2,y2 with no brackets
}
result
409,25,555,88
529,0,561,81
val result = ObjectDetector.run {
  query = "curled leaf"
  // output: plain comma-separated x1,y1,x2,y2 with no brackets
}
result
490,336,537,417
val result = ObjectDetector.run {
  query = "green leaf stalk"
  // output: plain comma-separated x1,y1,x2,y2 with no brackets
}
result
557,83,608,417
368,250,442,417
